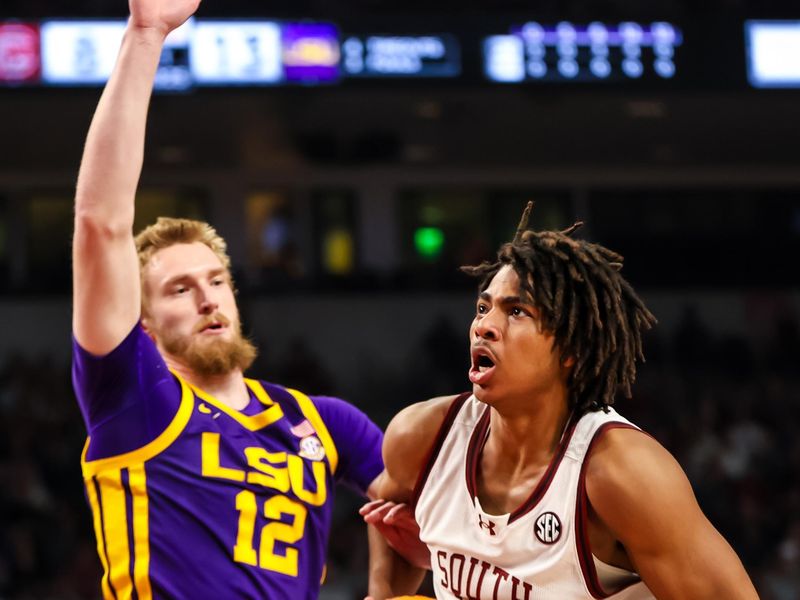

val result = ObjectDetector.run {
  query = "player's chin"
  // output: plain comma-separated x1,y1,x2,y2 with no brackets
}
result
472,383,498,405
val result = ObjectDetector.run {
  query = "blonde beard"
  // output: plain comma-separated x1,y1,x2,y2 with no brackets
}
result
159,327,257,377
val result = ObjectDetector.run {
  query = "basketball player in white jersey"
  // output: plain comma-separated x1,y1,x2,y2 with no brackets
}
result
363,203,758,599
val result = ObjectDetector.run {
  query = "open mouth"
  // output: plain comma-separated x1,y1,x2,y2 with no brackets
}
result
476,354,495,371
196,317,230,334
469,348,497,385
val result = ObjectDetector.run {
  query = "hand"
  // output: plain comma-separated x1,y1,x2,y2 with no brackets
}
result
129,0,201,36
360,499,431,570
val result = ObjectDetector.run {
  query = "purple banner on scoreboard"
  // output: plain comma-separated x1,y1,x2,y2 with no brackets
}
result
282,22,340,82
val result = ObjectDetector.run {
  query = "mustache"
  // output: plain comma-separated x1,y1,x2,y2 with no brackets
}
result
193,312,232,334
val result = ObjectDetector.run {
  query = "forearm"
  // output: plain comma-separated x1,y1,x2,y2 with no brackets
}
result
368,525,426,600
75,24,165,223
72,24,165,352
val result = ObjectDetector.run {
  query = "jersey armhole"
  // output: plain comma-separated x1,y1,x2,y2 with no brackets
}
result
575,422,642,599
81,374,194,477
411,392,471,509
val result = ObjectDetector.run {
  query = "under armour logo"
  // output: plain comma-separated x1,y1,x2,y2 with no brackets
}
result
478,514,496,536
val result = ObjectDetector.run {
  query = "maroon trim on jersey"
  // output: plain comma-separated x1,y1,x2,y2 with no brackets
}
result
575,422,642,599
463,409,580,524
411,392,472,509
464,405,491,499
507,413,580,523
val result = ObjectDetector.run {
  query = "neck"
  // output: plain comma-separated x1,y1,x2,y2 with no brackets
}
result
167,361,250,410
485,386,572,470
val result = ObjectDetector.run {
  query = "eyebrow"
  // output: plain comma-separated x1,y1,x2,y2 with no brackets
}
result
162,268,228,289
478,292,528,306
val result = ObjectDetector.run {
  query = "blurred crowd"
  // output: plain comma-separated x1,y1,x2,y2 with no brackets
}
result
0,303,798,599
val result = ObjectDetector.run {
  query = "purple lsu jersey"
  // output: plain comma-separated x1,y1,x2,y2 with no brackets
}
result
72,325,383,599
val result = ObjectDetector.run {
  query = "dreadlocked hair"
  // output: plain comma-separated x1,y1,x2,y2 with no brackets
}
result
461,201,657,415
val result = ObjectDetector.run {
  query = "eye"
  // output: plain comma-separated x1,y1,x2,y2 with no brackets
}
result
211,278,225,286
174,285,188,295
510,306,527,317
476,303,488,315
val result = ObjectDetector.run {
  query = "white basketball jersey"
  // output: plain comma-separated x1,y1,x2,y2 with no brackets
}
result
414,394,655,600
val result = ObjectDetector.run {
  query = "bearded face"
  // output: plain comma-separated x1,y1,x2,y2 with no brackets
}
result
141,242,258,378
155,312,257,377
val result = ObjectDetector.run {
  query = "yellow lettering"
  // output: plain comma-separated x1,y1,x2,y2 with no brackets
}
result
288,455,327,507
201,433,245,481
259,495,307,576
233,490,257,565
245,448,290,492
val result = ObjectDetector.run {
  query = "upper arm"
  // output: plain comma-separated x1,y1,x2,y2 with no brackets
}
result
73,324,181,460
586,428,757,600
310,395,384,497
73,218,141,355
372,395,458,503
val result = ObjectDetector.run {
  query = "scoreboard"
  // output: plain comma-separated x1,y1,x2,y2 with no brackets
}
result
0,16,797,90
484,22,681,83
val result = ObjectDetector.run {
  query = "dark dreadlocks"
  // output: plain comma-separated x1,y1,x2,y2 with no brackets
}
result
461,202,657,415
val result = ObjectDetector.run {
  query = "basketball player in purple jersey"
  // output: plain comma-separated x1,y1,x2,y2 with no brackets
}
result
71,0,391,597
364,204,758,599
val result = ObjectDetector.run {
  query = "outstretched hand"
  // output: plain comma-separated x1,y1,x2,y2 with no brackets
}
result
360,499,431,570
129,0,201,35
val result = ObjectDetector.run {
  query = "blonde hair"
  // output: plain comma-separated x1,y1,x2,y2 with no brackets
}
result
135,217,231,271
135,218,233,310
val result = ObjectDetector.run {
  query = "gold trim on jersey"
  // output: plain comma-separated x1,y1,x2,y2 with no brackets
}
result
186,377,285,431
85,478,114,600
286,388,339,476
83,464,153,600
99,469,133,596
129,464,153,600
81,374,194,477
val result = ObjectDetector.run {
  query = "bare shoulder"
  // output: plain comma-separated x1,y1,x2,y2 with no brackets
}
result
586,426,685,489
585,427,693,528
383,394,462,494
585,426,758,598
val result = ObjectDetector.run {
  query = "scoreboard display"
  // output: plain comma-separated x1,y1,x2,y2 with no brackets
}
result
484,22,681,83
190,21,283,85
746,21,800,88
341,34,460,77
0,16,795,91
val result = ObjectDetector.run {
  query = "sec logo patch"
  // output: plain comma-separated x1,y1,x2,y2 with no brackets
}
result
534,512,562,544
299,435,326,461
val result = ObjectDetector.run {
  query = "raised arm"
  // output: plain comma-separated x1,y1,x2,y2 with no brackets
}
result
72,0,199,355
586,428,758,599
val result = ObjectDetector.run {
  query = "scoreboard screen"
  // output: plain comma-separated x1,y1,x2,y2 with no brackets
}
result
746,21,800,88
1,16,795,91
0,22,40,84
341,34,460,77
484,21,682,84
190,21,283,85
41,21,126,84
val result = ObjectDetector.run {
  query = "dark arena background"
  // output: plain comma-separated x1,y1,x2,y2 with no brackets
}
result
1,0,799,597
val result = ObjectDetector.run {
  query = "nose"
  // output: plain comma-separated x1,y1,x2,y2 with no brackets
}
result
473,315,500,341
197,284,219,315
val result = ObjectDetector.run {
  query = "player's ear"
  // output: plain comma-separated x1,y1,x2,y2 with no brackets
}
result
562,355,576,368
140,316,157,342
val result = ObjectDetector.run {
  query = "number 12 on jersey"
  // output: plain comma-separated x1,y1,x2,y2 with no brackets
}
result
233,490,307,576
